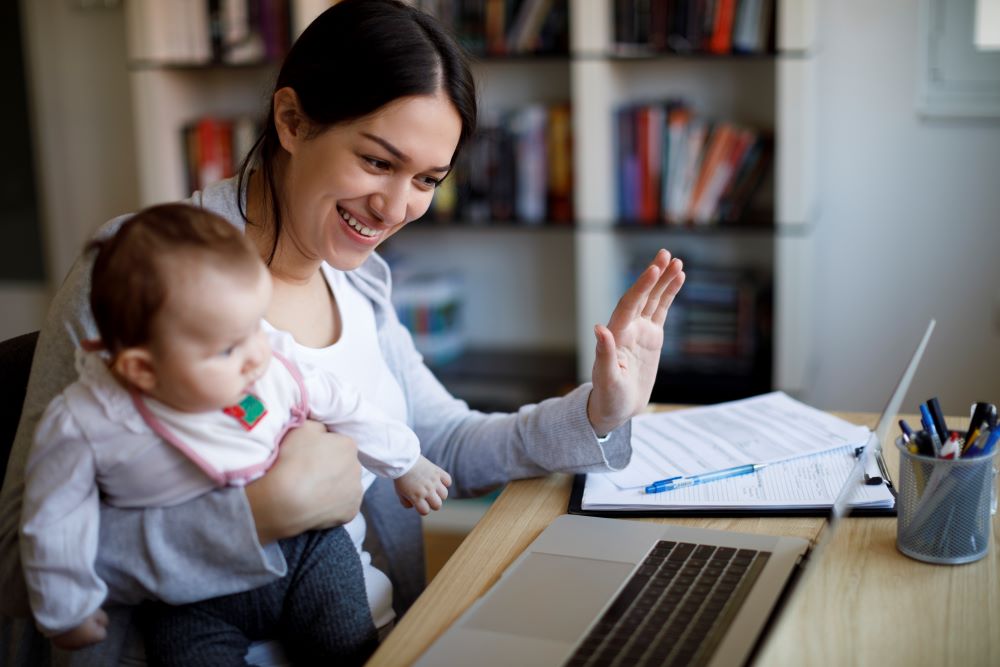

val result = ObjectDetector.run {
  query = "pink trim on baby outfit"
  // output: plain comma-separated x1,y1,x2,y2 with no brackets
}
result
131,350,310,487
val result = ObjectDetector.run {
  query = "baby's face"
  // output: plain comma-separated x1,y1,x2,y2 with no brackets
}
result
144,260,273,413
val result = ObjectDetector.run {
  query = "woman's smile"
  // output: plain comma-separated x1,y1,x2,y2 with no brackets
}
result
337,205,383,243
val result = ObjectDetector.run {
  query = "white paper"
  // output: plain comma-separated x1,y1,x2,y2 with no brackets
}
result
606,391,872,490
584,445,894,510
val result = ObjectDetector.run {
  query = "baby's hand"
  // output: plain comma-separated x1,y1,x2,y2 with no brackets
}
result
51,609,109,650
394,456,452,515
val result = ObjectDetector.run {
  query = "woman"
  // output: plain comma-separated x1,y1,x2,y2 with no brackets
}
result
0,0,685,664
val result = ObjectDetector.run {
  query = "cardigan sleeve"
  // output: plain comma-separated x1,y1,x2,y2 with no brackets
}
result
366,269,632,498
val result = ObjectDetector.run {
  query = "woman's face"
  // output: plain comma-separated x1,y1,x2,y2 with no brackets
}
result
278,90,462,271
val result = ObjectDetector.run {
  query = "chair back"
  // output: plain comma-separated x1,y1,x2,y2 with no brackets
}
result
0,331,39,483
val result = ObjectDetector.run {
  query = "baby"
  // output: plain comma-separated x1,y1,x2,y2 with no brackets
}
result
19,203,450,659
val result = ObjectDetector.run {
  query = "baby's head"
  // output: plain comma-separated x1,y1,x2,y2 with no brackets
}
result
90,204,273,413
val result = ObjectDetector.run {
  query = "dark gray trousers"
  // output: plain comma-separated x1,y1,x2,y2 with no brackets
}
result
142,527,377,666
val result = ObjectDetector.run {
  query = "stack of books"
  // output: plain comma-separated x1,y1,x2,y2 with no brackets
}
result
625,262,761,375
430,103,573,225
616,101,772,226
390,272,465,366
126,0,293,65
418,0,569,56
613,0,774,55
181,116,260,194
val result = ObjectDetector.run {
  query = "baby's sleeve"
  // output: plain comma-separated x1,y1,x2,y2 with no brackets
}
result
19,395,106,637
297,361,421,480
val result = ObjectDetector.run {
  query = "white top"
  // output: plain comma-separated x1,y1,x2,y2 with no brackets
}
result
264,265,410,630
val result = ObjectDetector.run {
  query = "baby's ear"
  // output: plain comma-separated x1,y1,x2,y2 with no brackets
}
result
111,347,157,393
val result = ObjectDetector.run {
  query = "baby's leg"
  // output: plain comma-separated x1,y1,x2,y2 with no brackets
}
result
141,593,267,667
276,527,378,666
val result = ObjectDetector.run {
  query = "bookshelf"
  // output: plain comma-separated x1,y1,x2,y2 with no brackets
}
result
122,0,818,405
569,0,817,401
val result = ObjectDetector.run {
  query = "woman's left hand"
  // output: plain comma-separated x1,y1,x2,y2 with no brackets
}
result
587,249,685,436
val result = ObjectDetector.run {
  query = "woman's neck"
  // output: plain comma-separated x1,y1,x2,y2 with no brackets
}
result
244,169,323,285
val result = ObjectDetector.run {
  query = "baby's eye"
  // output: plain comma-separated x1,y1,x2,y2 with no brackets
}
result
219,346,236,357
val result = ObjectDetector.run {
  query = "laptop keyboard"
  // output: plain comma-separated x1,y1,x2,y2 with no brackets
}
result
563,540,771,667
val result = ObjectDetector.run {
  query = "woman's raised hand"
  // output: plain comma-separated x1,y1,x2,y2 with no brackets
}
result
587,249,685,436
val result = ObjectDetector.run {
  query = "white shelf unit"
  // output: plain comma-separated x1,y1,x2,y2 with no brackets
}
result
570,0,818,396
124,0,818,398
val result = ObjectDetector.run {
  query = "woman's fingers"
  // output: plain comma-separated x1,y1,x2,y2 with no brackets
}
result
652,268,685,325
592,324,618,380
608,252,667,329
641,257,683,319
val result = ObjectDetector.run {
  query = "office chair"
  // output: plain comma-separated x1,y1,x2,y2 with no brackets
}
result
0,331,39,484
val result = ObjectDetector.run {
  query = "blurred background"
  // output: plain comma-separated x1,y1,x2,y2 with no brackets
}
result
3,0,999,420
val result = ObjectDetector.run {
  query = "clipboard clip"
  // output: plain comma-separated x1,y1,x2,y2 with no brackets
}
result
854,445,896,493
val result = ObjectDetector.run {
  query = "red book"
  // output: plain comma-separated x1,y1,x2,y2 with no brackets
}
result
708,0,736,54
635,107,652,223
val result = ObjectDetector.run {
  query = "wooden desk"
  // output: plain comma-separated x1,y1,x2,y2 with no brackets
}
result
369,412,999,666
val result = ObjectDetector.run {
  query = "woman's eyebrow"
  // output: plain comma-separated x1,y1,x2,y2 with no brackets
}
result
361,132,451,173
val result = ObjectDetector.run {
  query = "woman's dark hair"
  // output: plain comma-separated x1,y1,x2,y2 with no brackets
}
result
237,0,478,264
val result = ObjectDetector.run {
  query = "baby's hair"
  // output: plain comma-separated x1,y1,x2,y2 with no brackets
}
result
89,203,262,356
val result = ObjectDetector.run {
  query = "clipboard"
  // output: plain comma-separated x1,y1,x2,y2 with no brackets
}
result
567,471,898,518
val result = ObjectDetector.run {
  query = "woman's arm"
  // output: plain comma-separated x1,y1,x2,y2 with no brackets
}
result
362,251,682,498
378,304,632,498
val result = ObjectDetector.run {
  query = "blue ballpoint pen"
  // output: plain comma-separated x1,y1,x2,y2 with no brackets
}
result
919,403,942,456
644,463,767,494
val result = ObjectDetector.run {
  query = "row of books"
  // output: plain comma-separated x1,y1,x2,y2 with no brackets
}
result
429,103,573,225
390,272,465,366
417,0,569,56
624,264,762,373
616,101,772,226
182,116,260,194
614,0,775,55
126,0,296,65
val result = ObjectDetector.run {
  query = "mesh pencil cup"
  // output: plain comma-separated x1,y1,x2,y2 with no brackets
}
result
895,436,998,564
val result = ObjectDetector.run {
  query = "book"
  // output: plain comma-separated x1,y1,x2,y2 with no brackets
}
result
510,105,549,224
546,103,573,223
707,0,736,54
182,115,261,192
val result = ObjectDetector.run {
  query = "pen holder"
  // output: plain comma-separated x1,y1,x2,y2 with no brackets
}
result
895,437,998,564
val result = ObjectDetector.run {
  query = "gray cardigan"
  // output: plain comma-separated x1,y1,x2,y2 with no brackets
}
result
0,178,632,665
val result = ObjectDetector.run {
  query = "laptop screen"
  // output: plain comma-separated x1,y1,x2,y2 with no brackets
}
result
827,320,935,536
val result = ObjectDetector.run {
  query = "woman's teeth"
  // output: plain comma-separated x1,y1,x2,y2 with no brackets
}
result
339,208,378,237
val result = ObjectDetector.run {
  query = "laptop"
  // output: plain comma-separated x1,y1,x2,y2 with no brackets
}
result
415,321,935,667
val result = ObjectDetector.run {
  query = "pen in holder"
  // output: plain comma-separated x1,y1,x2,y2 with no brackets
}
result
895,436,998,564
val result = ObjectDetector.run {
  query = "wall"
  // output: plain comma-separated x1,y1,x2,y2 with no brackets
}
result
804,0,1000,415
2,0,138,340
